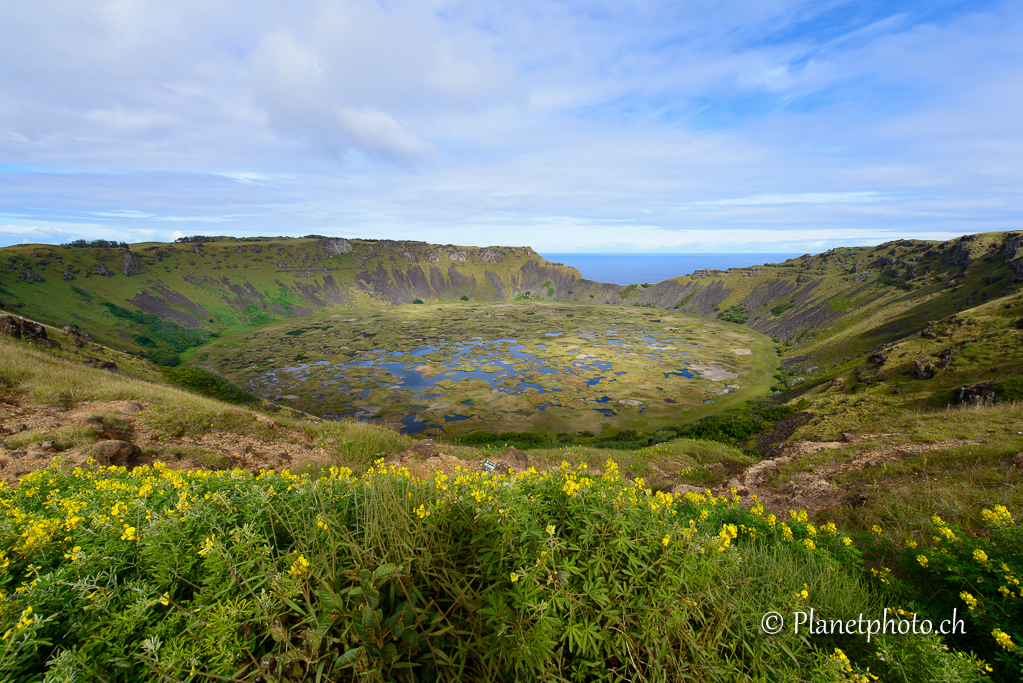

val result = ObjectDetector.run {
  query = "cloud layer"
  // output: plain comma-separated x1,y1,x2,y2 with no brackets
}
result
1,0,1020,250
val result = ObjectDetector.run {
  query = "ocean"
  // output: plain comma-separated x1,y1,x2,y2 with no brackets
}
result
539,253,802,286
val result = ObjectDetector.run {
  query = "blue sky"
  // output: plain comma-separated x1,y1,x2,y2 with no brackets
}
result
0,0,1020,252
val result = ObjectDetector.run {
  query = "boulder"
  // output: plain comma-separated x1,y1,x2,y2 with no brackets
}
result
949,381,998,408
915,360,934,380
94,262,114,277
501,445,529,468
114,402,144,415
403,439,441,459
0,314,21,339
92,440,141,467
21,320,57,348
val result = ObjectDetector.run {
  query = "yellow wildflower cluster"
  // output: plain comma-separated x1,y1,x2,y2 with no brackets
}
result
715,523,738,551
959,591,978,611
992,628,1014,651
829,647,879,682
981,505,1013,526
288,553,311,578
1,606,35,641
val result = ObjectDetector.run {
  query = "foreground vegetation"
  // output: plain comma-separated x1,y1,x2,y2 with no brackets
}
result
3,457,1017,682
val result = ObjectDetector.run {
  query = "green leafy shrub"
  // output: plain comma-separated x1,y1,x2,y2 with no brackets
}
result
718,305,748,325
460,295,469,301
896,508,1022,679
412,299,424,304
160,367,261,406
772,301,794,315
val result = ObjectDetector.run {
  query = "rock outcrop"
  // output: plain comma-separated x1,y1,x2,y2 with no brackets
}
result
121,249,142,276
318,238,354,257
0,315,57,348
949,381,998,407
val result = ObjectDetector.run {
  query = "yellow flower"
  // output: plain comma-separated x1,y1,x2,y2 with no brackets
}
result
198,535,216,557
959,592,978,611
842,537,853,546
158,593,170,606
415,504,430,519
546,524,556,535
289,554,311,578
992,628,1014,651
973,549,988,563
870,525,883,535
510,572,519,583
120,525,137,541
803,538,816,552
917,555,928,567
981,505,1013,526
661,534,671,547
905,539,917,549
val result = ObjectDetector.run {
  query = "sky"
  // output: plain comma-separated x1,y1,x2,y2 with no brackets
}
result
0,0,1021,253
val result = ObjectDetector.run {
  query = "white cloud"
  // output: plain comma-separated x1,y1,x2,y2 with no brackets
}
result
0,1,1020,251
692,192,884,206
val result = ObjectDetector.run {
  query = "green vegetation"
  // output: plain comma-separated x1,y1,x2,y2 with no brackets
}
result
412,299,424,304
996,376,1023,401
103,303,215,366
1,459,996,682
160,367,261,406
718,304,748,325
63,239,128,248
771,301,794,315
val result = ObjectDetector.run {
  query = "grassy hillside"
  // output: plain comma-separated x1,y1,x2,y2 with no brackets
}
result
1,231,1016,373
1,335,1019,681
0,237,590,365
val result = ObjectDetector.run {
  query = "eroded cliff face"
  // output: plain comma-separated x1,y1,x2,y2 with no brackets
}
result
1,232,1020,375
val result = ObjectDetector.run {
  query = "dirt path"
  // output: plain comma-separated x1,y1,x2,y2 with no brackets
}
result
716,436,980,516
